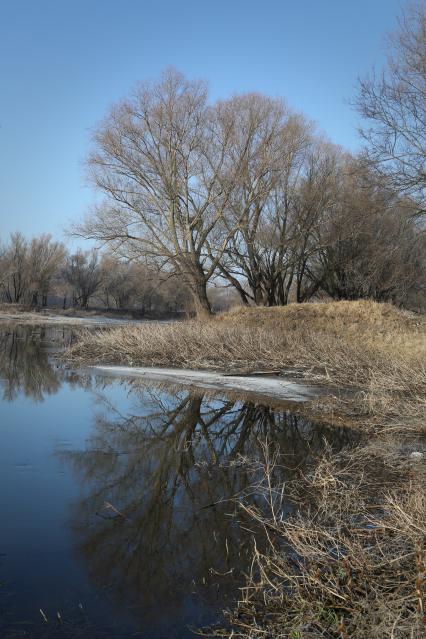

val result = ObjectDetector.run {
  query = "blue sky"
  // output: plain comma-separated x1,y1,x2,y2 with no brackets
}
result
0,0,402,242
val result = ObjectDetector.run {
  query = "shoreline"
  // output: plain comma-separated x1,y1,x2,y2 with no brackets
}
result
0,311,146,327
3,304,426,637
63,300,426,428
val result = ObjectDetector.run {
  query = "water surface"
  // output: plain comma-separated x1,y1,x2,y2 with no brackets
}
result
0,325,357,638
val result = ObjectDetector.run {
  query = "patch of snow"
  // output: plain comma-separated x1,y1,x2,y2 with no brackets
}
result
93,365,325,402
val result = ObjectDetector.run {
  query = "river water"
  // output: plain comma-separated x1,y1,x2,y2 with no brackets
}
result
0,325,357,638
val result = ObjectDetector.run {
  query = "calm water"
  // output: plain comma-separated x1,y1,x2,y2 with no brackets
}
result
0,325,357,638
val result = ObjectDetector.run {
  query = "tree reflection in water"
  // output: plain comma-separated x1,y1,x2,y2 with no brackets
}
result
0,325,72,401
62,383,359,629
0,325,101,403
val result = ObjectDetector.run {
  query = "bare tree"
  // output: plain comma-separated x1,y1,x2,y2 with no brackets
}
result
215,102,311,305
77,70,294,318
77,70,225,317
98,254,137,310
356,1,426,214
27,235,66,306
217,130,340,306
0,232,29,303
306,158,426,306
290,142,343,303
63,249,102,308
98,254,193,315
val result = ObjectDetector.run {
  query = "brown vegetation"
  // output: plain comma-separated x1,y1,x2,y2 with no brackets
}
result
65,300,426,421
210,440,425,639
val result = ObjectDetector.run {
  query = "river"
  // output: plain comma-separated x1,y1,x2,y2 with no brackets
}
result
0,324,358,638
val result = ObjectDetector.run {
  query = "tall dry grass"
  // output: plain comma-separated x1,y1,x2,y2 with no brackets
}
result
65,301,426,423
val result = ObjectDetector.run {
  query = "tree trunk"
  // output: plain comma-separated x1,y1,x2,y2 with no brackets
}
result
217,264,250,306
191,276,212,320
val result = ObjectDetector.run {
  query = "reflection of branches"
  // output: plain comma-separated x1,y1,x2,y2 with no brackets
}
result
0,326,68,401
62,384,359,622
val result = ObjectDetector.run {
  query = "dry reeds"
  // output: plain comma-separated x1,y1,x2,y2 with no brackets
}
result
215,442,426,639
65,301,426,424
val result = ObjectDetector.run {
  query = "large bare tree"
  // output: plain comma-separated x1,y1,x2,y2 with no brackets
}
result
78,70,293,317
217,128,340,306
78,71,223,317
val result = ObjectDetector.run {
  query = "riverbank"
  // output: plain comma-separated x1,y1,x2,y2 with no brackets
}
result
64,300,426,637
0,304,180,326
65,300,425,426
219,435,425,639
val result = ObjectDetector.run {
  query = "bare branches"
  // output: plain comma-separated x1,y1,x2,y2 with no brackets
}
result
356,1,426,211
0,233,65,306
70,67,426,314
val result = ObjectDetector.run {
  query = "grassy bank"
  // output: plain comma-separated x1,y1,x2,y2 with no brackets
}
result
65,300,426,424
65,300,426,637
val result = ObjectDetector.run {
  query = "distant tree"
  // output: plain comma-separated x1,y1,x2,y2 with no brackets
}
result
98,255,137,310
356,1,426,215
63,249,102,308
0,232,29,303
27,235,66,306
97,254,192,315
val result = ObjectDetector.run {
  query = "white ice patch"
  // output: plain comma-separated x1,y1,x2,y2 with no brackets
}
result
93,365,324,402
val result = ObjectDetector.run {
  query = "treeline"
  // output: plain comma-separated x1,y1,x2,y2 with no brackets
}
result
76,68,425,317
0,233,192,315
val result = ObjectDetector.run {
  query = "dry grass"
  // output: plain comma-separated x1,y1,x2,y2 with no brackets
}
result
217,299,422,332
65,301,426,425
207,441,426,639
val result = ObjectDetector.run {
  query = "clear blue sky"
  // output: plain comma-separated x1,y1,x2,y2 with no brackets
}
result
0,0,402,242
